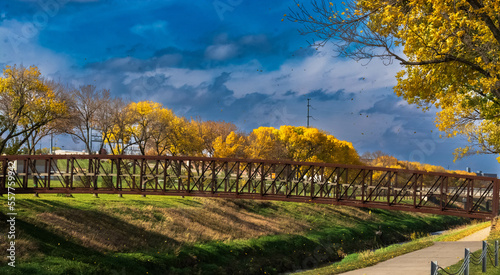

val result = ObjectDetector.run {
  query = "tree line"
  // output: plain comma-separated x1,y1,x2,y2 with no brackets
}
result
0,65,361,165
1,65,473,174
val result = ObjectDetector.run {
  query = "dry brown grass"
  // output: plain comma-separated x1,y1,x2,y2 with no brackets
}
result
14,196,443,260
0,225,40,264
30,198,313,253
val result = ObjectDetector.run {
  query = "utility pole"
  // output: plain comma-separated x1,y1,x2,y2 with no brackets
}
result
307,98,312,128
50,134,53,154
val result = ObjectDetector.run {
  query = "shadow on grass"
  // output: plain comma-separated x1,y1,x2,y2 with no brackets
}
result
0,205,181,275
0,198,470,275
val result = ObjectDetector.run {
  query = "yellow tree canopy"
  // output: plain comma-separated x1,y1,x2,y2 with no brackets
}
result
367,153,474,175
213,131,246,158
245,125,361,164
0,65,67,154
192,120,237,157
246,126,283,160
289,0,500,161
126,101,163,155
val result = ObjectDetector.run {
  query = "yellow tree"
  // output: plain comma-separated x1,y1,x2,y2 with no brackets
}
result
192,120,237,156
22,80,73,154
127,101,163,155
147,107,174,155
245,126,284,159
289,0,500,160
150,116,203,156
104,98,132,155
121,101,204,156
368,152,473,175
213,131,246,158
0,65,67,154
277,125,360,164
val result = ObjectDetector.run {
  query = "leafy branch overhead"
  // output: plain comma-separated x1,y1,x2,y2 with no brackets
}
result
289,0,500,160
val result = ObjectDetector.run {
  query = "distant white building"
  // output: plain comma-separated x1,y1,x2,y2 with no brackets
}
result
54,149,88,155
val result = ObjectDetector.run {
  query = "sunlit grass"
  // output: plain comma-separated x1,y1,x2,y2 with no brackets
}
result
0,194,470,274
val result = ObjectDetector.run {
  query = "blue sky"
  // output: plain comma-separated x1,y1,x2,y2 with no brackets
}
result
1,0,498,174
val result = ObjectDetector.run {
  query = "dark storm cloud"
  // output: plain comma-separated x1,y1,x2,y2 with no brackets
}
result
362,95,426,116
303,89,354,101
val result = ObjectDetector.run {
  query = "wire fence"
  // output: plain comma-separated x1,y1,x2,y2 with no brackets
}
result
431,240,499,275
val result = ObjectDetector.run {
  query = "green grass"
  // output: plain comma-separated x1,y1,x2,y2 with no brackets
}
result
0,194,472,274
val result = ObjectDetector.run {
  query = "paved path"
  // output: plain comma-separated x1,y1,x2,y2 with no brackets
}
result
340,227,491,275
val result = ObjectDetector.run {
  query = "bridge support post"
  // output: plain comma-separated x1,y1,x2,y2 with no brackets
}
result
495,240,498,267
492,179,499,217
465,248,470,275
431,261,438,275
483,241,487,272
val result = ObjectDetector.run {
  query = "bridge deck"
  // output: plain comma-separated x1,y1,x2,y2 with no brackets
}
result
1,155,498,219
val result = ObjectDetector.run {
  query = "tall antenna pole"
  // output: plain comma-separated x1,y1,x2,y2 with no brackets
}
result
50,134,53,154
307,98,311,128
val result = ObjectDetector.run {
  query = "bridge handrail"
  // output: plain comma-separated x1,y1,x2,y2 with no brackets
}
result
0,154,497,182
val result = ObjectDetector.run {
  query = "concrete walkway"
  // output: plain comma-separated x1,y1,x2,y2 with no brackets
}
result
340,227,491,275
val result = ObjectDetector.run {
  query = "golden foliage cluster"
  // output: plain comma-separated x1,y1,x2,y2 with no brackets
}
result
290,0,500,162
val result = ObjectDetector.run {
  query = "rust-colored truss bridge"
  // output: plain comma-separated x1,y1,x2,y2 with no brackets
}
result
1,155,498,219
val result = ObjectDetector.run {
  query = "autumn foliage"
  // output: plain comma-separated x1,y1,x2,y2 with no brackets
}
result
0,65,68,154
363,151,475,175
0,64,484,172
0,64,363,165
290,0,500,162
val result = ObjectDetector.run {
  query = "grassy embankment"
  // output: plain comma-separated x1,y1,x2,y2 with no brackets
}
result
0,194,471,274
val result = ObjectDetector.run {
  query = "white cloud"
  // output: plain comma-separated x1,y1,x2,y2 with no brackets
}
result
223,47,400,101
204,44,239,60
0,19,70,76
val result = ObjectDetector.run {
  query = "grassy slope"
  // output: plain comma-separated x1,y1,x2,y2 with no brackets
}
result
0,194,469,275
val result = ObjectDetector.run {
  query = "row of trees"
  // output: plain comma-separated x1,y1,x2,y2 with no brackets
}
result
0,64,480,173
0,65,361,165
362,151,474,175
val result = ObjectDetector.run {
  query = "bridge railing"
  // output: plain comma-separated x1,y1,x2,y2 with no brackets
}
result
0,155,498,219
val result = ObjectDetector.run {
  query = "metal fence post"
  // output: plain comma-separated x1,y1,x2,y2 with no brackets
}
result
496,240,498,267
431,261,438,275
483,241,487,272
465,248,470,275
